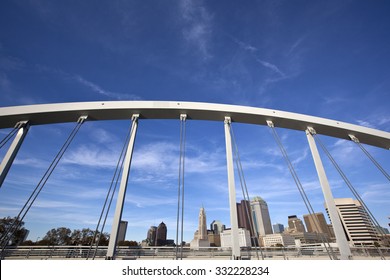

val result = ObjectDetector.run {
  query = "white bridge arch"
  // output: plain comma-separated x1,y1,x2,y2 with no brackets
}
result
0,101,389,148
0,101,389,260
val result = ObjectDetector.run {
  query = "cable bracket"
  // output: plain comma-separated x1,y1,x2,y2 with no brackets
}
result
131,114,139,121
348,134,360,143
306,126,317,135
266,120,274,128
14,120,29,129
77,115,88,124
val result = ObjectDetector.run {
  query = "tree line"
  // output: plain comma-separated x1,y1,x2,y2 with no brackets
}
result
1,216,136,247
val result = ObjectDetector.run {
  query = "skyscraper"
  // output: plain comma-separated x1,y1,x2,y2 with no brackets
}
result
155,222,167,246
236,200,252,233
303,212,332,238
328,198,379,246
236,197,273,238
251,196,273,237
146,226,157,246
210,220,225,234
287,215,306,233
190,206,210,248
273,223,285,233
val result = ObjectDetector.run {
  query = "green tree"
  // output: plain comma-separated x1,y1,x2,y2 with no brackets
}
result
70,228,109,246
0,216,28,246
118,240,138,247
71,228,94,245
20,240,34,246
42,227,71,245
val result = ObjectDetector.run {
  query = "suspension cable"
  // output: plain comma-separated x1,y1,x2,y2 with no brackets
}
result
267,121,335,260
0,116,87,257
86,121,133,260
0,121,27,149
314,134,386,260
0,128,18,149
229,123,263,260
175,114,186,260
349,135,390,182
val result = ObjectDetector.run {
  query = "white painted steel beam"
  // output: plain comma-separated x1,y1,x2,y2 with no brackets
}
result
0,121,29,187
306,127,352,260
0,101,389,149
106,114,139,260
224,117,241,259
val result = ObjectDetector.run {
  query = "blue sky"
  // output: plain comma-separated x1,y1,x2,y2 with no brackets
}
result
0,0,389,243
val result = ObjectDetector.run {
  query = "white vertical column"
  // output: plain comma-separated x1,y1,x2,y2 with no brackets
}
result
306,127,351,260
0,121,29,188
224,117,241,259
106,114,139,260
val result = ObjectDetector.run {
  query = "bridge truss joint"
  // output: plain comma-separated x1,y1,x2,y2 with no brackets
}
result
77,115,88,124
348,134,360,143
266,120,274,128
306,126,317,135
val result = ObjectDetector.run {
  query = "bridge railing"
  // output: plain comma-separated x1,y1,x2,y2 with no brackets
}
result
2,245,390,260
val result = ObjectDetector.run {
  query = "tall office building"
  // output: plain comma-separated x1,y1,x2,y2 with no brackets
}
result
273,223,285,233
146,226,157,246
236,200,252,234
190,206,210,248
251,196,273,236
210,220,225,234
328,198,379,246
155,222,167,246
287,215,306,233
303,213,332,238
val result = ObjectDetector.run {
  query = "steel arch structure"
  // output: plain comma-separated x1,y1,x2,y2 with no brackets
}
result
0,101,389,149
0,101,389,260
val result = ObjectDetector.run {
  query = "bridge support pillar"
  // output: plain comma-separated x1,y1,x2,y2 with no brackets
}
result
0,121,29,188
306,127,352,260
224,117,241,260
106,115,139,260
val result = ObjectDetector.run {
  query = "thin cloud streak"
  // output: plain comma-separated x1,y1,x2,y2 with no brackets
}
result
231,37,258,52
256,59,286,77
179,0,213,59
74,75,140,100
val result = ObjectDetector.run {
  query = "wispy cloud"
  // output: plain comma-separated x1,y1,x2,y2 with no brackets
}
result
13,157,49,169
62,144,119,168
232,37,258,52
74,75,140,100
286,36,306,56
291,147,309,166
256,59,286,77
356,119,376,129
125,194,177,208
355,114,390,130
35,64,141,100
0,72,10,90
179,0,213,60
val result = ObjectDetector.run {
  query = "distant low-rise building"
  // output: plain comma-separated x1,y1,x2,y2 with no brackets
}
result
262,233,295,247
220,228,251,248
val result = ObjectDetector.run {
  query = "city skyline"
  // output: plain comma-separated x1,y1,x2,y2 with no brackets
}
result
0,1,389,244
